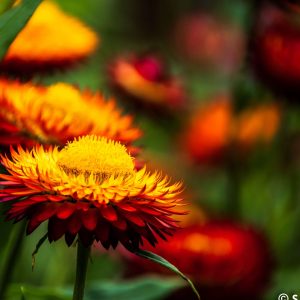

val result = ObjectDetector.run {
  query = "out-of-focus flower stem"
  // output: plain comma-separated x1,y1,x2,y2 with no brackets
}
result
226,147,241,217
72,241,91,300
0,221,25,299
280,105,299,208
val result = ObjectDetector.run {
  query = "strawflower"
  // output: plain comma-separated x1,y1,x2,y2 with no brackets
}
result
1,0,98,74
0,135,184,248
125,221,272,300
109,55,186,110
253,4,300,98
182,96,280,164
0,79,141,150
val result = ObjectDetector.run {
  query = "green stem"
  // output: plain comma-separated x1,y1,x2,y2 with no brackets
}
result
0,221,25,299
225,145,241,218
280,105,298,208
72,241,90,300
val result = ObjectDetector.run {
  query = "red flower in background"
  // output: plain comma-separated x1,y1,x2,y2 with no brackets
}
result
253,4,300,98
182,96,281,165
124,221,273,300
174,14,245,75
109,54,186,110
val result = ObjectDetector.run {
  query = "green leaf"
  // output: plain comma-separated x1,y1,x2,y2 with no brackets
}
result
133,249,200,300
86,277,184,300
7,277,182,300
8,284,72,300
0,0,42,60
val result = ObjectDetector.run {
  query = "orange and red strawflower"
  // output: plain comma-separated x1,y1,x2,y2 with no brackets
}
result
125,221,273,300
182,96,281,164
0,79,141,151
0,135,185,249
0,0,99,74
109,54,186,110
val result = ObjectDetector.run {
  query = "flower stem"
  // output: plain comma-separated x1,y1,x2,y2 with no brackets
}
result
72,241,91,300
225,146,241,218
0,221,25,299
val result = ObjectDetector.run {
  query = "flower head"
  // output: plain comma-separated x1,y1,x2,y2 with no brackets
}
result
253,4,300,97
182,97,232,164
182,96,280,164
125,221,272,299
0,136,184,248
109,55,186,109
0,79,141,149
234,103,281,149
1,1,98,73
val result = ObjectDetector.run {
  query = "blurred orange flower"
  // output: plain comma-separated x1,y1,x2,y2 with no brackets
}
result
183,97,231,163
1,1,98,73
0,79,141,149
0,136,185,248
109,55,186,109
125,221,272,299
234,103,281,149
182,96,281,164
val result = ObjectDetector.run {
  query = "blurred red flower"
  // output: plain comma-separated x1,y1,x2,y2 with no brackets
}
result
109,54,186,110
125,221,273,300
253,4,300,97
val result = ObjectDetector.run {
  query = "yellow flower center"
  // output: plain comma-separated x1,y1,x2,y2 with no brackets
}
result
57,136,135,180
